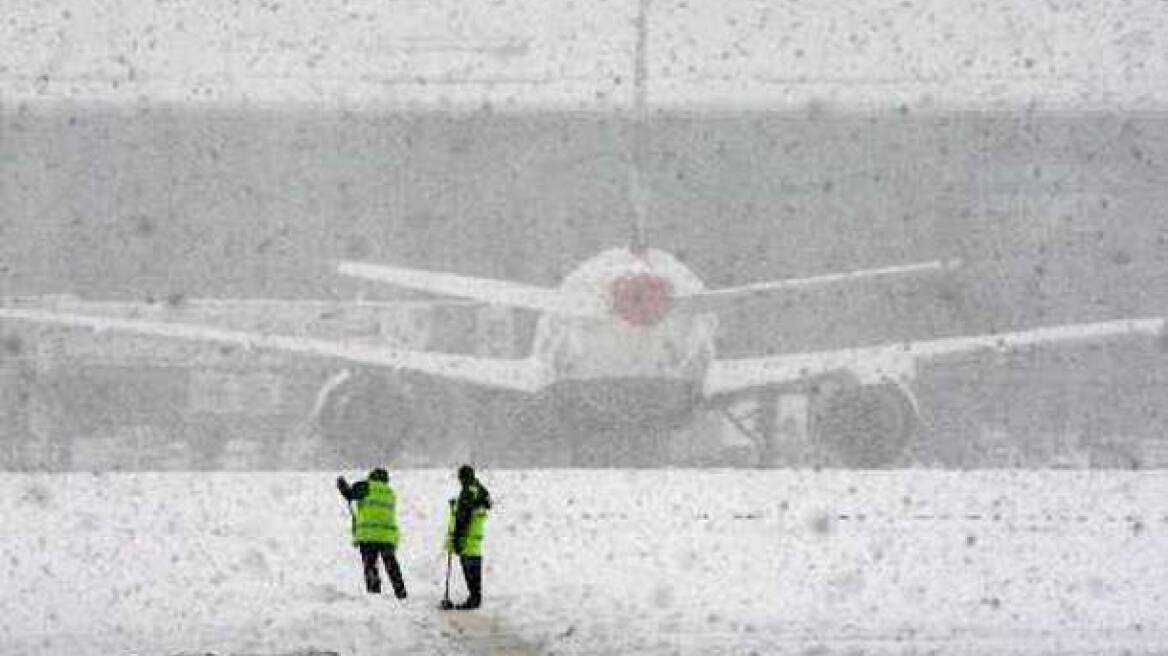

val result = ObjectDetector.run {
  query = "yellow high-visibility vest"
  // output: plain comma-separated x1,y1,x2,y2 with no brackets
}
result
354,481,399,546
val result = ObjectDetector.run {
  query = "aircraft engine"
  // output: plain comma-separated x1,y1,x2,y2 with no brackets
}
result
812,381,919,468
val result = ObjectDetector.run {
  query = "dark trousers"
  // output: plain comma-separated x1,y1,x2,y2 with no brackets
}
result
459,555,483,602
359,543,407,598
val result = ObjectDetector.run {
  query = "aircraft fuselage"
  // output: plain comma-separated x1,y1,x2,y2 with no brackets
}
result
527,247,719,435
531,247,718,384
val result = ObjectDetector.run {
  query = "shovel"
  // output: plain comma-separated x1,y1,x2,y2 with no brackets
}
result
439,551,455,610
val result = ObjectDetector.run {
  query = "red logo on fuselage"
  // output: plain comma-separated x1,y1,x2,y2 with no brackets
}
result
611,274,673,327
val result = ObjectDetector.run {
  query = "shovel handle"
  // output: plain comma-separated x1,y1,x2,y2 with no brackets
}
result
444,551,452,601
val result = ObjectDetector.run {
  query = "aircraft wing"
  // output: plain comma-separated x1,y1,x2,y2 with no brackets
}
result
674,259,960,315
0,306,547,393
338,260,609,317
704,316,1167,397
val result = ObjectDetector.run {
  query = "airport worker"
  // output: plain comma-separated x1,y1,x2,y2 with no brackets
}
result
336,467,408,599
445,464,491,610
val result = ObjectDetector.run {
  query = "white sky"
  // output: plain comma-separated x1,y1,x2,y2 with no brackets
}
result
2,0,1167,111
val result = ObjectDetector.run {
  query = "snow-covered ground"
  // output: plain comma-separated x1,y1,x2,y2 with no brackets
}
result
2,469,1167,655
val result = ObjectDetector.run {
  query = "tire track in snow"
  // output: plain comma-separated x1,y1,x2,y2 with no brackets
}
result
438,610,549,656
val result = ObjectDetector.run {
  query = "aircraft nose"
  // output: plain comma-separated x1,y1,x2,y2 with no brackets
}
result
611,274,673,326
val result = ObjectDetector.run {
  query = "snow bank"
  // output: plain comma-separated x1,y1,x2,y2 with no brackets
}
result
1,469,1166,654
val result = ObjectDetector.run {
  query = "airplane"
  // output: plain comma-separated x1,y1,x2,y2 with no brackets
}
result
0,242,1164,467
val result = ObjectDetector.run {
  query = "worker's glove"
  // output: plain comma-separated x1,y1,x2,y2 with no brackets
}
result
336,476,347,492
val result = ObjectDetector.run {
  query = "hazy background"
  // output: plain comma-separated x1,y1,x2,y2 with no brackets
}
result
1,106,1167,470
2,0,1168,470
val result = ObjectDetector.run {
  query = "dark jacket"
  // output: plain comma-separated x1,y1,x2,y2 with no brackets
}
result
452,479,492,546
338,478,371,501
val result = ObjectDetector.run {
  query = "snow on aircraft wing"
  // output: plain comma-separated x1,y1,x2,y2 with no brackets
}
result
674,259,960,315
0,307,547,393
704,316,1167,397
338,260,609,317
